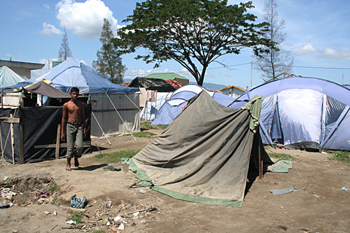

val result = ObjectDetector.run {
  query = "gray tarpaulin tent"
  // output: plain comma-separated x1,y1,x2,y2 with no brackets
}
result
130,91,273,207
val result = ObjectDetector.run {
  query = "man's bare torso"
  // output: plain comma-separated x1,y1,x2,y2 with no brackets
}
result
64,100,84,123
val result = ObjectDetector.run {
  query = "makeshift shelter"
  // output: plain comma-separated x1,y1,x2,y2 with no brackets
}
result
0,66,26,88
229,77,350,151
151,85,236,125
0,81,91,164
12,58,140,137
220,85,245,98
127,77,175,92
131,91,273,207
144,72,189,86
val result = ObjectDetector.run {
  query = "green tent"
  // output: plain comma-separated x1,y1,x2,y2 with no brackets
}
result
130,91,273,207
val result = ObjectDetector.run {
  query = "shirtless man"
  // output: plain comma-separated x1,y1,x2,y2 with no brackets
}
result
61,87,86,171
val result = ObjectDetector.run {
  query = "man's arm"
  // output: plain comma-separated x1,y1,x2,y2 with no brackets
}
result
61,104,67,141
81,103,86,138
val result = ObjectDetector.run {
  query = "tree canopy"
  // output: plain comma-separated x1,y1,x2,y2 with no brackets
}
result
93,18,127,84
254,0,293,82
112,0,274,86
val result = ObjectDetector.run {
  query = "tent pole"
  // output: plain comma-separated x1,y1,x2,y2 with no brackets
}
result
124,94,142,112
105,93,136,141
91,111,111,145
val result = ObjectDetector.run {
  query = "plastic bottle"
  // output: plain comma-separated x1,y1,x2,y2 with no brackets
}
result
342,187,349,191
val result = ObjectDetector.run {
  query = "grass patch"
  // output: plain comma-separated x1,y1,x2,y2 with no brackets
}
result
94,149,141,164
93,230,105,233
50,184,60,193
124,131,156,138
140,121,168,130
328,151,350,163
269,153,296,160
66,213,83,223
21,216,26,220
140,121,155,129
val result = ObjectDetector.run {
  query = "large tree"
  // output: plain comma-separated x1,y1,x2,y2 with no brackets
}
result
254,0,293,82
93,18,127,84
58,28,72,61
112,0,275,86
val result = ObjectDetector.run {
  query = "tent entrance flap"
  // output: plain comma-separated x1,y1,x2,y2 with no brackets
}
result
130,91,273,207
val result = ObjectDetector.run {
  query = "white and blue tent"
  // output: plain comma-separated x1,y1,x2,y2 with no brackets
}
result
12,58,138,95
229,77,350,151
152,85,236,125
11,58,141,138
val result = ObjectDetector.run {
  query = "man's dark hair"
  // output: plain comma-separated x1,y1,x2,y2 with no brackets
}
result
70,87,79,94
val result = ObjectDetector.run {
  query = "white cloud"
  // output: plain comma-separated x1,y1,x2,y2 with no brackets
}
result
291,44,318,55
40,23,63,36
323,47,350,60
44,4,50,10
56,0,121,39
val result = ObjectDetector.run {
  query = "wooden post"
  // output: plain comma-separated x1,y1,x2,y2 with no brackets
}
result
258,138,262,179
10,114,15,164
55,124,61,159
19,123,24,164
1,89,3,108
0,126,3,159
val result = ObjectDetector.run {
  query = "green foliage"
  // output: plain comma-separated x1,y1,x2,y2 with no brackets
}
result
112,0,274,85
328,151,350,163
93,18,127,84
269,153,295,160
66,213,83,223
94,149,141,163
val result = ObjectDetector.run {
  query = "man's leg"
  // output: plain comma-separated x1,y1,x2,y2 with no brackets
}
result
74,125,84,167
66,124,76,171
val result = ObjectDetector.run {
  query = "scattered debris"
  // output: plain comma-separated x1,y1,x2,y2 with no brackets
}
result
70,194,87,209
36,189,49,198
1,187,17,199
106,166,121,171
118,223,125,231
270,187,298,195
3,176,9,181
342,187,349,191
66,220,77,225
277,225,288,231
139,189,147,194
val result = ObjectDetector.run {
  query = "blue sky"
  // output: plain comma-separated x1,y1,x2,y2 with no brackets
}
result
1,0,350,89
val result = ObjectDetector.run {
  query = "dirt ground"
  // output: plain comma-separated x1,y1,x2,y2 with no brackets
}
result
0,128,350,233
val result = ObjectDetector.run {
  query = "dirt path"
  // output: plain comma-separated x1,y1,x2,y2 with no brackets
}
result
1,131,350,232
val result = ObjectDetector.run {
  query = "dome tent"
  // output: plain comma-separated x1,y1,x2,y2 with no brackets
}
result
229,77,350,151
